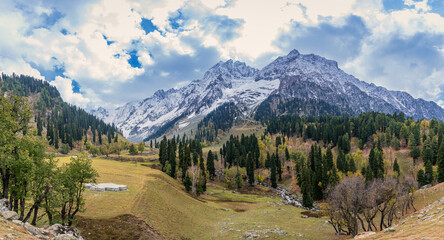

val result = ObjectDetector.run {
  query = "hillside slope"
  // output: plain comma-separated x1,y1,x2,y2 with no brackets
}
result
0,73,119,149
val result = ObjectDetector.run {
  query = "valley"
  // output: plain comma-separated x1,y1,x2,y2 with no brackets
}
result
63,157,332,240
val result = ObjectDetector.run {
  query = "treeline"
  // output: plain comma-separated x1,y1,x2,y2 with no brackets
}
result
1,74,119,151
195,102,240,142
0,92,97,226
264,112,444,178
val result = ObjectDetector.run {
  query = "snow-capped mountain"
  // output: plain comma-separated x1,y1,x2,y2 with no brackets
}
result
95,60,279,142
257,49,444,120
92,50,444,142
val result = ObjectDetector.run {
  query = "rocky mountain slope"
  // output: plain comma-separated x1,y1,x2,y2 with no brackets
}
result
92,50,444,142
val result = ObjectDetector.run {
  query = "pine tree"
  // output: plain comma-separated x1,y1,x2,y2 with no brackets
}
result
285,147,290,162
276,150,282,181
37,115,42,136
336,149,346,173
168,138,176,178
265,152,271,169
247,153,255,186
326,147,334,170
348,156,356,173
438,143,444,183
207,150,215,180
425,160,434,184
301,166,313,208
270,154,277,188
417,169,426,187
199,155,206,192
183,174,192,192
275,136,281,147
393,158,400,176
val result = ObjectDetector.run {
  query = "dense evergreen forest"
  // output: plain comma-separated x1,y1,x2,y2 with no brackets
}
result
254,95,350,122
195,102,240,142
0,73,119,150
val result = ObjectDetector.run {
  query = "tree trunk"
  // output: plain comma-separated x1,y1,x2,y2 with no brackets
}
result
13,199,18,212
61,202,67,225
19,198,25,220
23,204,35,223
1,167,10,199
31,205,39,226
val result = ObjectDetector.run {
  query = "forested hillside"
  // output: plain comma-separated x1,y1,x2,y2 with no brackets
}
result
195,102,240,142
0,73,119,151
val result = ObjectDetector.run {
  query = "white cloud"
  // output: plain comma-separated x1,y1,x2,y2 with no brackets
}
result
50,76,90,107
0,0,443,108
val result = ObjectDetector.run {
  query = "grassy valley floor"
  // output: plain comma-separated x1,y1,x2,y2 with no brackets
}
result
59,157,334,240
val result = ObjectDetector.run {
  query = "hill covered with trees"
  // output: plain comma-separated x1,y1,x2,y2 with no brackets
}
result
0,73,119,152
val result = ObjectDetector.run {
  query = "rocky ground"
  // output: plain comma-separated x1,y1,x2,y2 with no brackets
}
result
0,199,83,240
354,195,444,240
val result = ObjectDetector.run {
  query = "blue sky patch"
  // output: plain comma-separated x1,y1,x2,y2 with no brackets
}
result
128,50,142,68
168,10,184,30
41,8,64,28
382,0,407,12
71,80,80,93
140,18,158,34
102,34,115,45
30,62,66,81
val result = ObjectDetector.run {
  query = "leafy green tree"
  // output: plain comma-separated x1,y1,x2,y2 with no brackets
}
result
138,142,145,153
59,155,98,226
129,144,138,155
0,93,32,198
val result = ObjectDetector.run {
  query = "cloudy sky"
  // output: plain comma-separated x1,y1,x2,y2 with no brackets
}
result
1,0,444,109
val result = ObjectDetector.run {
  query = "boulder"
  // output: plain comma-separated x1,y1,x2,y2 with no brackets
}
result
383,227,396,233
2,210,18,220
12,220,23,226
24,222,43,237
51,234,78,240
46,224,80,238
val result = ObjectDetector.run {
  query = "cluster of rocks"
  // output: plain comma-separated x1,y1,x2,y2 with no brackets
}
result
0,199,83,240
84,183,127,192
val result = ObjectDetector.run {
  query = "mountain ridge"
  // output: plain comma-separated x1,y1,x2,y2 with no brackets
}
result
91,49,444,142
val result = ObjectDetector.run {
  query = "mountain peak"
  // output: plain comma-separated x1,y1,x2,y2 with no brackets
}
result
203,59,258,81
288,49,300,57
